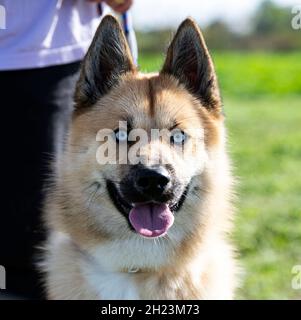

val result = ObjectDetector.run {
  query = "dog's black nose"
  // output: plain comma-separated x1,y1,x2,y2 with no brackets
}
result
135,167,171,196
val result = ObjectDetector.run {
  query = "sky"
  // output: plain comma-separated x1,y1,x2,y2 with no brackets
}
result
130,0,300,31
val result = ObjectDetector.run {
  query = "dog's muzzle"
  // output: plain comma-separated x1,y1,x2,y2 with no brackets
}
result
121,165,176,204
106,165,189,238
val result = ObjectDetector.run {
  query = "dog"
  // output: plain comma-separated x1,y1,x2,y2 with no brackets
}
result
42,15,238,300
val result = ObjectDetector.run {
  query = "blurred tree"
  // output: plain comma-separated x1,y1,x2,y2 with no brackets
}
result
252,0,293,35
204,21,238,50
250,0,301,50
136,30,172,54
137,0,301,53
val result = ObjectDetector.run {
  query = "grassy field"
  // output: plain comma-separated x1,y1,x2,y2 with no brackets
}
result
139,52,301,97
138,52,301,299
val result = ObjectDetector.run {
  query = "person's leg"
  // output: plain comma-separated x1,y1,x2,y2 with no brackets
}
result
0,61,80,299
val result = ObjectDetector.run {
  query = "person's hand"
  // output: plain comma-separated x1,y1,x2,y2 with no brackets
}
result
88,0,133,14
104,0,133,13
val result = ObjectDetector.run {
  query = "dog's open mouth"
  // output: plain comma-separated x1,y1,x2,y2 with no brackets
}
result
106,180,188,238
128,203,174,238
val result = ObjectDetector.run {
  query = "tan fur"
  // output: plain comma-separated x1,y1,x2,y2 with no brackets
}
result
42,16,238,300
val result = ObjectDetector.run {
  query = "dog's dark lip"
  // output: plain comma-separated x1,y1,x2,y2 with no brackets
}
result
170,185,189,212
106,179,189,220
106,180,132,217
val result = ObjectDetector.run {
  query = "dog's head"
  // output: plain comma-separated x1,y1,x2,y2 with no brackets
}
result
62,16,225,248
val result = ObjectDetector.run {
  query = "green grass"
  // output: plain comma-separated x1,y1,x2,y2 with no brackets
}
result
139,52,301,299
227,96,301,299
139,51,301,97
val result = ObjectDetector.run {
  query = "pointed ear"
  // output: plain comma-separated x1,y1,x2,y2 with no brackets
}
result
75,15,136,108
161,18,221,112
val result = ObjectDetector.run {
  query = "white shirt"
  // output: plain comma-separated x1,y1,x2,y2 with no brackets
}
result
0,0,107,70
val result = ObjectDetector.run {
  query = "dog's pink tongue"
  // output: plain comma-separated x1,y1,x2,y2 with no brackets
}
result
129,203,174,238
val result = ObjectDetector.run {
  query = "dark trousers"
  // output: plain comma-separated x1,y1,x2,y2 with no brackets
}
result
0,61,80,299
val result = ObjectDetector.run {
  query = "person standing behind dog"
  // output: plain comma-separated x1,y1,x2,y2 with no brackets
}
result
0,0,133,299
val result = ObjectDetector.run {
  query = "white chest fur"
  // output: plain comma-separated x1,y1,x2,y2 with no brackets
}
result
88,238,173,270
82,263,140,300
80,238,173,300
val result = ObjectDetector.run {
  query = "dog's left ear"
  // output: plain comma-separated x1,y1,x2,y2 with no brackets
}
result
161,18,221,113
75,15,136,109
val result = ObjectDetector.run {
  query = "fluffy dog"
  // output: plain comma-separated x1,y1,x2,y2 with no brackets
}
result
42,15,237,299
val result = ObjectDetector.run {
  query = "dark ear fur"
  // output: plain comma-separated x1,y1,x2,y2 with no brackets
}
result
161,18,221,112
75,15,136,108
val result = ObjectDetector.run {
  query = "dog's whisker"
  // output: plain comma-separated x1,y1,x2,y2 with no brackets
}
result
84,182,105,209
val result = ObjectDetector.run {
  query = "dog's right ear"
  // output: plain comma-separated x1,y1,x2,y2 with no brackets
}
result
161,18,221,113
75,15,136,108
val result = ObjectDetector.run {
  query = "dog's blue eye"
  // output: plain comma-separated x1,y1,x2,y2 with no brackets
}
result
171,130,186,145
115,129,128,142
